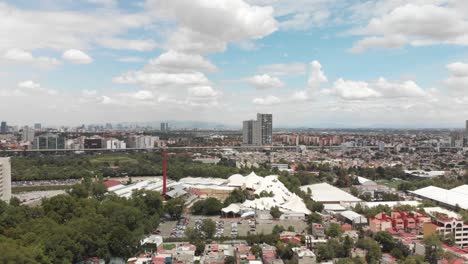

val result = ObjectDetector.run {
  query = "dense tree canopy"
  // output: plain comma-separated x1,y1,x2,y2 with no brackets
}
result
191,198,223,216
0,182,164,263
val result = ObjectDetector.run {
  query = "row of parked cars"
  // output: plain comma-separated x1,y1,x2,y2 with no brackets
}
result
230,222,238,237
170,217,189,238
214,220,224,238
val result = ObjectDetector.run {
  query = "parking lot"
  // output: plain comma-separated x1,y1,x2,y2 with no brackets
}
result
158,215,308,239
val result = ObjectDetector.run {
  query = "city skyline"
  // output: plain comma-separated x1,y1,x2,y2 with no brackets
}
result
0,1,468,127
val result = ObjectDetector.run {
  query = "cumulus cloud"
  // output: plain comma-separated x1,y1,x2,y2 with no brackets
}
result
2,48,61,68
148,50,217,73
98,38,157,52
322,77,428,100
349,35,407,53
18,80,40,89
0,2,154,52
257,62,307,76
114,71,210,87
445,62,468,94
247,74,284,89
247,0,334,31
307,60,327,90
15,80,57,95
62,49,93,64
287,60,327,101
188,86,219,97
132,90,154,100
323,79,381,100
349,3,468,52
252,95,281,105
147,0,278,53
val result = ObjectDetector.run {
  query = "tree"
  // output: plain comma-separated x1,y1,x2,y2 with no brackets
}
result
250,244,262,258
201,219,216,239
317,243,334,261
270,206,282,219
9,197,21,206
165,198,185,220
350,186,359,197
225,256,236,264
401,256,428,264
191,198,223,215
343,235,354,257
356,238,382,264
374,231,395,252
424,235,442,264
326,223,343,238
272,225,285,235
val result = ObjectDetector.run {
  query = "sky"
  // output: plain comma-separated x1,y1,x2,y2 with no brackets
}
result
1,0,468,128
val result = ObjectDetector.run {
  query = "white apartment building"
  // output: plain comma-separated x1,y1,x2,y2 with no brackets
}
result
126,135,159,149
0,157,11,202
105,139,127,149
433,217,468,248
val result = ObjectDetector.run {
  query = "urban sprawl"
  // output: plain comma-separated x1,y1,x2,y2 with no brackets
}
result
0,115,468,264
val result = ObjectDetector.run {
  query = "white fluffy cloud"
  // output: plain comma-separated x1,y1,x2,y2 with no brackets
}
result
148,50,217,73
307,60,327,90
188,86,219,97
247,0,334,31
18,80,40,89
252,95,281,105
114,71,210,87
62,49,93,64
2,48,61,68
147,0,277,53
257,63,307,76
445,62,468,94
0,2,154,52
15,80,57,95
322,77,428,100
323,79,381,100
247,74,284,89
349,2,468,52
287,60,327,101
132,90,154,100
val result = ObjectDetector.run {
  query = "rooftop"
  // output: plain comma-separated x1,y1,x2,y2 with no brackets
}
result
300,182,361,203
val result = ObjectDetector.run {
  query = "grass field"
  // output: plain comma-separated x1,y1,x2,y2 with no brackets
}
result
89,155,139,165
163,244,175,250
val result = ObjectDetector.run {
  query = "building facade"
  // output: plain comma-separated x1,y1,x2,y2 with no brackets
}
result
0,121,7,133
33,134,66,150
22,126,35,142
258,113,272,145
242,113,272,145
0,157,11,202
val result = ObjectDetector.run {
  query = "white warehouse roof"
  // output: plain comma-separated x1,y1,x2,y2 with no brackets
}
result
410,186,468,210
300,183,361,203
450,185,468,196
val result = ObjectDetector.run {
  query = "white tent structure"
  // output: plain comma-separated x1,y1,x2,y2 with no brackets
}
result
221,203,241,214
223,172,311,216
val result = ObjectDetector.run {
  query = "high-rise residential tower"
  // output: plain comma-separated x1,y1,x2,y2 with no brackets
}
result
257,113,273,145
22,126,35,142
242,113,272,145
0,157,11,202
0,121,7,133
466,120,468,137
